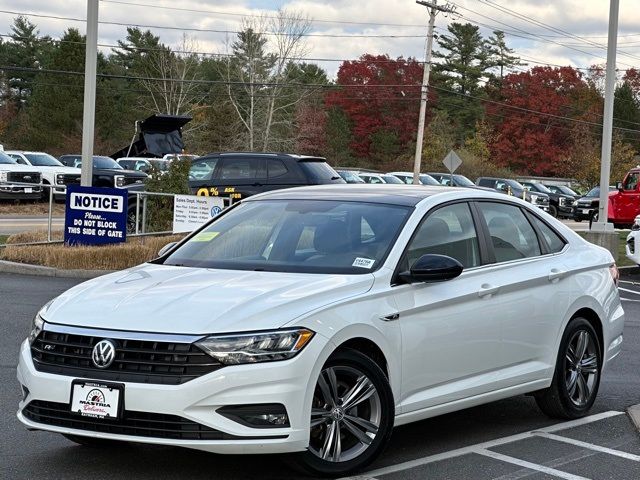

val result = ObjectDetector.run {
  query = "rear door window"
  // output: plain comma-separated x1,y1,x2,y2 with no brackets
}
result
478,202,541,262
217,158,266,183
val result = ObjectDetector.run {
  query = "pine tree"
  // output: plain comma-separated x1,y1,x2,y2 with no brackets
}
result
486,30,522,81
613,82,640,151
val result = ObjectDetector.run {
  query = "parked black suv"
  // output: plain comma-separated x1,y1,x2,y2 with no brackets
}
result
188,153,344,199
573,186,616,222
520,180,574,218
476,176,550,211
59,155,148,189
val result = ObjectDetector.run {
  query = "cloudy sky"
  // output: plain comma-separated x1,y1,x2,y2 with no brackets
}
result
1,0,639,77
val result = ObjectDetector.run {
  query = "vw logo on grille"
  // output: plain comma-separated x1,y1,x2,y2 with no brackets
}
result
92,339,116,368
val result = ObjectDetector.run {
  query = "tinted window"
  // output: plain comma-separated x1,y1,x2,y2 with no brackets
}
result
118,160,134,169
268,160,289,178
479,202,541,262
454,175,475,187
531,216,566,253
623,172,639,191
24,153,63,167
163,200,411,274
419,174,440,186
218,158,263,180
404,203,480,269
93,157,122,169
190,158,219,181
0,152,17,164
381,174,403,184
477,178,495,188
299,161,342,183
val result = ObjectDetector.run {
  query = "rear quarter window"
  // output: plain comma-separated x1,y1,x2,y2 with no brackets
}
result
299,161,342,184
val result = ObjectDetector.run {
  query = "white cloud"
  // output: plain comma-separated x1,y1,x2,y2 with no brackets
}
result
0,0,637,78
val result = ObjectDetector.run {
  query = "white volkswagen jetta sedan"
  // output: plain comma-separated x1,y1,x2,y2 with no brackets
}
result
17,185,624,476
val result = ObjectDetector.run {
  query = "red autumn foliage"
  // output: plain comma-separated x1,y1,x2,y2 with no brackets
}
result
623,68,640,98
488,66,587,175
326,54,433,160
294,102,327,156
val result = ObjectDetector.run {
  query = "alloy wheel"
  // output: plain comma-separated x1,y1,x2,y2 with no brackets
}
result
564,330,599,407
308,365,381,463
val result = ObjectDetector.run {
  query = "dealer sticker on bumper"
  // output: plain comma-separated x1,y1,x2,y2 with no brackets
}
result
70,381,121,419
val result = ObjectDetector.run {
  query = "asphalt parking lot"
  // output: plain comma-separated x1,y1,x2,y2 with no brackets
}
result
1,272,638,480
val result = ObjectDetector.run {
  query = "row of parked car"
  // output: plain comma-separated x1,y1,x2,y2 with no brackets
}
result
336,169,583,219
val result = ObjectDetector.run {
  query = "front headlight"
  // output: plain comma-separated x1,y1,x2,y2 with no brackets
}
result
114,175,125,187
0,171,7,182
56,173,65,185
29,312,45,344
196,328,314,365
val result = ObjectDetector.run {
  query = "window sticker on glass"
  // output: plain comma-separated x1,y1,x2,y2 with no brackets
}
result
192,231,220,242
352,257,375,269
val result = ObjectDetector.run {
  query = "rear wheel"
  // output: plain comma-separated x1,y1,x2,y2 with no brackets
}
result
535,317,601,419
294,349,394,477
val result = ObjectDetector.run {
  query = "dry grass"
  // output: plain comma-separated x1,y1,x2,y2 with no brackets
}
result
0,201,66,216
1,231,185,270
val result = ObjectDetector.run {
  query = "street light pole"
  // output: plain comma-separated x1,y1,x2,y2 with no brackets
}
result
412,1,454,185
80,0,99,187
593,0,620,231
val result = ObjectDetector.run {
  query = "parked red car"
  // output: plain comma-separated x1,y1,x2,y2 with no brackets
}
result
608,167,640,228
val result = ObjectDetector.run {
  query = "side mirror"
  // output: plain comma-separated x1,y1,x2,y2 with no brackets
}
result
616,181,623,191
157,242,177,257
399,254,463,284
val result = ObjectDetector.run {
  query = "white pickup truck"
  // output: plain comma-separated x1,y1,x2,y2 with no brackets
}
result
4,150,81,201
0,151,43,200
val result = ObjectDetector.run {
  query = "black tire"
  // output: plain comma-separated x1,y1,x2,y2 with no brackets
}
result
549,205,558,218
62,434,124,448
40,180,50,202
574,217,582,222
535,317,602,419
294,349,394,477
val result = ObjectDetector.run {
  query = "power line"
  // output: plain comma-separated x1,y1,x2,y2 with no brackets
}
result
101,0,428,29
0,10,427,39
3,65,638,134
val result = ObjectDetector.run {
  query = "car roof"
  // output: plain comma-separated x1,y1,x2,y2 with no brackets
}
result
246,184,469,207
201,152,326,161
5,150,48,154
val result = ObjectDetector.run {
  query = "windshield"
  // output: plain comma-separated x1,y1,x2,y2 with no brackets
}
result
0,152,17,164
558,185,578,196
93,156,122,169
505,179,526,190
24,153,63,167
453,175,474,187
525,182,551,194
586,187,601,197
149,160,170,171
338,171,365,183
381,174,403,184
419,174,440,186
163,200,411,274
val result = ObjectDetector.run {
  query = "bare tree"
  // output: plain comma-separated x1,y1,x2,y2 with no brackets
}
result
139,34,205,116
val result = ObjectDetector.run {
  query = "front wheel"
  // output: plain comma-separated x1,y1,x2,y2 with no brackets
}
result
535,317,602,419
549,205,558,218
294,349,394,477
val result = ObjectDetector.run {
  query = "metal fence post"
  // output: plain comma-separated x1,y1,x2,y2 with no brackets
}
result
141,194,148,234
47,185,54,242
135,192,140,235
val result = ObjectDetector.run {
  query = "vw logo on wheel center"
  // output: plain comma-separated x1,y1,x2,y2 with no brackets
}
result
91,340,116,369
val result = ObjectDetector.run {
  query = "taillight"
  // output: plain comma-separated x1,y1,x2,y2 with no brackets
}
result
609,263,619,287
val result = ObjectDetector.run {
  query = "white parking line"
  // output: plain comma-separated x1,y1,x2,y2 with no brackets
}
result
621,298,640,303
533,432,640,462
351,411,623,479
474,448,590,480
619,287,640,295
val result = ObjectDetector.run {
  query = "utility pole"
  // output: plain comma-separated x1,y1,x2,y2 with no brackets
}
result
412,0,454,185
593,0,619,231
80,0,99,187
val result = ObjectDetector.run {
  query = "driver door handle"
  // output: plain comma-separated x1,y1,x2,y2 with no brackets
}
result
478,284,499,298
548,269,567,283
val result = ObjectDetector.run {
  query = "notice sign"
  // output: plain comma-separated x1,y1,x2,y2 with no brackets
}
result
173,194,224,233
64,185,128,245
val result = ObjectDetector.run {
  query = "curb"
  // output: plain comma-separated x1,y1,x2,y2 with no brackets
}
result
628,404,640,432
0,260,113,279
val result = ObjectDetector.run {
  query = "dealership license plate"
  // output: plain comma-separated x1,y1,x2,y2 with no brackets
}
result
70,381,121,419
24,187,32,193
582,209,590,214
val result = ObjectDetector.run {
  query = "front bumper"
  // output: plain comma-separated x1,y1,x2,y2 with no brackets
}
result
17,336,325,454
0,185,42,200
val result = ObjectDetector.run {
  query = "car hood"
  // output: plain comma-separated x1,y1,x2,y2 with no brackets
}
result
37,166,81,173
94,168,147,178
43,263,374,334
0,164,42,172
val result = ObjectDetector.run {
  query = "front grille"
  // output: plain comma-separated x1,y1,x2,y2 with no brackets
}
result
60,174,81,185
23,400,281,441
7,171,41,184
121,176,145,187
31,330,222,385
